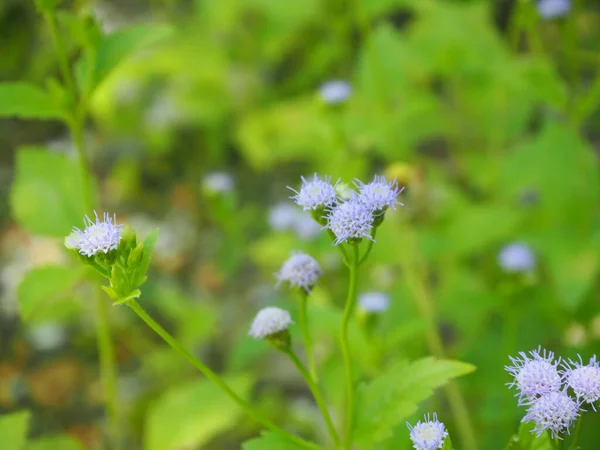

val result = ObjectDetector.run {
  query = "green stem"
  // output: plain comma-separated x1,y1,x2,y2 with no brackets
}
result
549,431,560,450
327,229,348,264
359,228,377,265
44,12,76,96
95,294,120,449
339,243,359,449
568,414,584,450
285,349,341,449
298,291,318,382
404,263,477,450
127,300,321,450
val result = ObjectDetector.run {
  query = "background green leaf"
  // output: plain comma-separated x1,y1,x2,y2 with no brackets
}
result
0,83,63,119
242,431,306,450
0,410,31,450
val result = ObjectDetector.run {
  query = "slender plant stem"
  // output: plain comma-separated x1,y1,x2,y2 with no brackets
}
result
403,262,477,450
126,300,322,450
549,431,560,450
339,243,359,449
298,291,318,382
94,292,120,448
327,229,349,264
569,414,584,450
286,349,341,449
44,12,76,96
359,228,377,265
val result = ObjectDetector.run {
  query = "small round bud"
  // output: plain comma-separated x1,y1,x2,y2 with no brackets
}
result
275,252,322,293
498,242,536,273
319,80,352,104
358,291,390,314
406,413,448,450
249,307,293,351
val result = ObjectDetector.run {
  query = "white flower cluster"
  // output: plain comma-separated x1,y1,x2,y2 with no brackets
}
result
506,347,600,438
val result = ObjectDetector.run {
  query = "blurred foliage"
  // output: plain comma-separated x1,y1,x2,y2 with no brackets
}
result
2,0,600,449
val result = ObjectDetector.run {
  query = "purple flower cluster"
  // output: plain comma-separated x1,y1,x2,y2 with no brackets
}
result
506,348,600,438
289,174,404,245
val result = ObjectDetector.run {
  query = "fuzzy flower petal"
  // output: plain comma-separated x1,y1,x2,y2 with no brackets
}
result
319,80,352,104
66,212,123,257
359,291,390,313
498,242,536,273
564,356,600,410
275,252,322,292
289,174,338,211
506,348,562,405
538,0,570,19
248,307,292,339
325,196,375,245
406,413,448,450
522,391,580,439
355,175,404,211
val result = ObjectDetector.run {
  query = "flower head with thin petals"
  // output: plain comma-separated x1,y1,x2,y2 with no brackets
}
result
506,348,562,405
325,196,375,245
359,291,390,313
248,307,292,339
564,355,600,410
289,174,338,211
406,413,448,450
66,212,123,257
522,391,580,439
319,80,352,104
498,242,536,273
275,251,322,292
355,175,404,211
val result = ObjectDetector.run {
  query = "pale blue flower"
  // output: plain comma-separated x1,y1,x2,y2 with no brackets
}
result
203,171,235,193
249,307,292,339
359,291,390,313
538,0,570,19
506,348,562,405
269,203,300,231
355,175,404,211
289,174,338,211
66,212,123,257
275,252,322,292
326,196,375,245
498,242,536,273
319,80,352,104
406,413,448,450
293,214,322,240
522,391,580,439
564,355,600,410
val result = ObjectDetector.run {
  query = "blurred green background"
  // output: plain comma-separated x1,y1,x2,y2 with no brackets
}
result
1,0,600,448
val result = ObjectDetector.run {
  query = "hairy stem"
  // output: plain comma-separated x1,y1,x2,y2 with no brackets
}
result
286,349,341,449
339,243,359,449
127,300,322,450
568,414,584,450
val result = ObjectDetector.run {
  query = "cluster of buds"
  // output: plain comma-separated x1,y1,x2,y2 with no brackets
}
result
65,212,157,305
288,173,403,245
506,347,600,438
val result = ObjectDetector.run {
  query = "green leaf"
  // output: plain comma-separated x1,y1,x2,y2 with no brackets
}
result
242,431,306,450
10,147,97,237
17,265,85,322
77,24,173,96
504,421,552,450
27,435,85,450
0,83,63,119
145,374,254,450
353,357,476,446
442,436,455,450
0,410,30,450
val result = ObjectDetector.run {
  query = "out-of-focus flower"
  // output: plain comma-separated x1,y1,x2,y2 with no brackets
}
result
275,252,322,293
202,171,235,194
406,413,448,450
335,182,355,201
65,212,123,257
498,242,536,273
248,307,292,339
538,0,570,19
563,322,587,348
522,391,580,439
269,203,300,231
293,214,322,241
289,174,338,211
564,356,600,410
145,95,183,129
27,323,67,352
319,80,352,104
355,175,404,211
358,291,390,313
506,347,562,405
326,196,375,245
